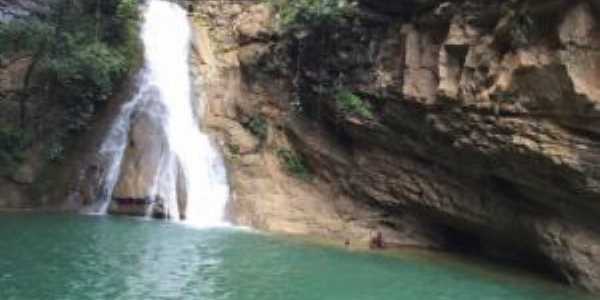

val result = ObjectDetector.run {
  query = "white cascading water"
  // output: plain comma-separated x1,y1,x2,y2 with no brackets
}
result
91,0,229,227
95,88,142,215
144,0,229,226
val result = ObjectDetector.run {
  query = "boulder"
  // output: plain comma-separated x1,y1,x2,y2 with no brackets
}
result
112,100,168,200
109,94,189,219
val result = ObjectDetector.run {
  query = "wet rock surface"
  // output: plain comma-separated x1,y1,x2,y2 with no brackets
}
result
110,99,169,216
108,97,187,219
112,101,168,199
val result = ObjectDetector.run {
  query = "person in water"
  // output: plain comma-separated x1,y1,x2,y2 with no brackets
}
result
370,231,385,249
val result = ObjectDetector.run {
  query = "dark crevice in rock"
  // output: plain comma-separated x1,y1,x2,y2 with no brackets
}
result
435,222,567,283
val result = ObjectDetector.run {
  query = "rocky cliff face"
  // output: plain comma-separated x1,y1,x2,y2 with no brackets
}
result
191,0,441,246
0,46,136,212
192,0,600,293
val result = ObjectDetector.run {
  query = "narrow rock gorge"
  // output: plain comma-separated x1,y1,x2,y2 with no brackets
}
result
189,0,600,293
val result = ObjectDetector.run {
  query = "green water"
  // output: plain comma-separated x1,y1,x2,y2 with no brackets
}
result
0,214,594,300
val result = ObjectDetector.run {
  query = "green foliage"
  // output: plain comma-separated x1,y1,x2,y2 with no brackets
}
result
0,0,142,167
42,0,141,158
0,20,52,57
115,0,142,69
117,0,139,25
0,127,31,174
247,115,269,140
266,0,355,28
277,148,311,179
48,42,127,104
44,0,140,104
335,89,373,119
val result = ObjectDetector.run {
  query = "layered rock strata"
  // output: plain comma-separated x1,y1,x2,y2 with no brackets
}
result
192,0,600,293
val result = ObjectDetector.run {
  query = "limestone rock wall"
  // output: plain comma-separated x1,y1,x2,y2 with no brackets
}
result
194,0,600,293
191,0,439,247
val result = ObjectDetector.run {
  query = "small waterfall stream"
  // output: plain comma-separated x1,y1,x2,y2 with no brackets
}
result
95,84,143,215
89,0,229,227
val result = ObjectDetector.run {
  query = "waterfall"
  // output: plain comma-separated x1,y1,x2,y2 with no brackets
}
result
88,0,229,227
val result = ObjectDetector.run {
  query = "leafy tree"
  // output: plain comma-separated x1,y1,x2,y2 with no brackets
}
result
0,0,141,167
